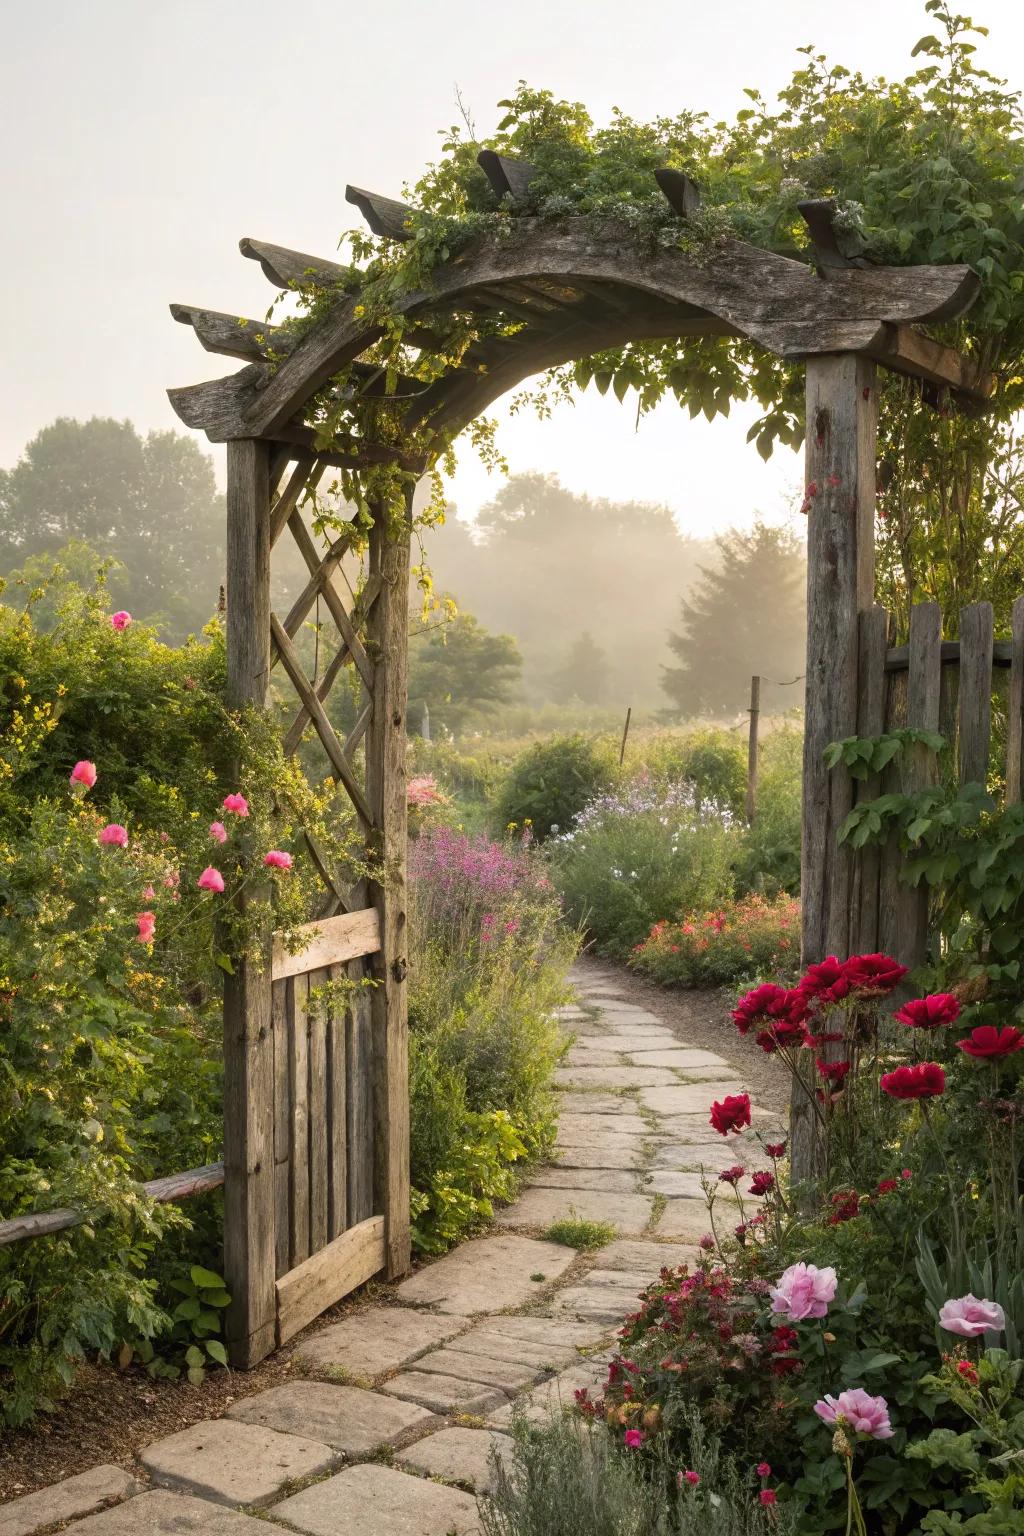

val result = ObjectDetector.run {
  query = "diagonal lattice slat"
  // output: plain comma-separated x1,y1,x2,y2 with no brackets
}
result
281,580,381,758
284,511,375,691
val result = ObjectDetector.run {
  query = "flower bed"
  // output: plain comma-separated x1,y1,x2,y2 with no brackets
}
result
631,893,801,988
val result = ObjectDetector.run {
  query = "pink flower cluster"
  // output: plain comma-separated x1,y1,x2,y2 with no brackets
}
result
814,1388,893,1439
769,1262,838,1321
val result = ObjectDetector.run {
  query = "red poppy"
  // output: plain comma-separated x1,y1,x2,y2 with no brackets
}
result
816,1058,851,1084
718,1165,745,1184
879,1061,946,1100
749,1170,775,1196
842,953,908,995
894,994,961,1029
877,1178,899,1195
731,983,808,1036
956,1025,1024,1060
798,956,850,1005
709,1093,752,1136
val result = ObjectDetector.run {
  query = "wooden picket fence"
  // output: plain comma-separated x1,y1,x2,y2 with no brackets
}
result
845,594,1024,972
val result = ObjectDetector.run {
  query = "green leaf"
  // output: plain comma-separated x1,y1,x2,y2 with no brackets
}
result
191,1265,226,1290
184,1344,205,1368
205,1339,228,1366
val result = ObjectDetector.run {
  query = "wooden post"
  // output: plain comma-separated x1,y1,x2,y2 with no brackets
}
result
746,676,760,825
365,493,412,1281
794,355,876,1185
222,439,277,1368
619,707,632,768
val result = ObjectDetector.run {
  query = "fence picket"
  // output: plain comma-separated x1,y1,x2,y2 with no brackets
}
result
958,602,994,786
1007,596,1024,803
288,974,311,1266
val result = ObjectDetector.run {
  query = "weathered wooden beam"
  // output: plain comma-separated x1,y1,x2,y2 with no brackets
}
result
654,168,702,218
272,908,381,980
170,304,295,362
1007,597,1024,804
345,186,416,242
239,237,353,290
798,199,868,271
477,149,538,203
959,602,994,785
167,365,266,438
885,637,1012,671
863,323,994,401
275,1213,384,1346
0,1164,226,1247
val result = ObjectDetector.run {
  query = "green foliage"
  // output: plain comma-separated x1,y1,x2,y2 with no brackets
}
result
824,728,947,781
130,1264,231,1385
408,609,522,735
494,734,615,841
631,893,801,989
484,1408,796,1536
662,525,806,720
735,726,803,895
544,1218,617,1251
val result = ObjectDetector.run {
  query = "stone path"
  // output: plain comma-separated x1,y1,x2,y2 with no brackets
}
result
2,964,779,1536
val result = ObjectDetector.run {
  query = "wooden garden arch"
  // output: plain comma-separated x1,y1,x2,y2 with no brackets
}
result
169,154,991,1366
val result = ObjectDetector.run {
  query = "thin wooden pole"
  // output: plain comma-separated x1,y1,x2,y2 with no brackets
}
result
746,676,760,825
365,493,412,1281
619,707,632,768
222,438,277,1368
794,354,876,1187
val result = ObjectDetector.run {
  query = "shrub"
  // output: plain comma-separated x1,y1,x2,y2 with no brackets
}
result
634,727,749,817
407,826,577,1252
552,779,738,958
631,894,801,988
493,734,614,841
734,726,802,896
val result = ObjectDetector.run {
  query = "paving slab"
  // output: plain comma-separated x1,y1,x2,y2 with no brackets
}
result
554,1065,677,1090
139,1418,337,1507
650,1136,749,1169
396,1234,574,1313
531,1165,638,1192
596,1035,681,1053
292,1306,469,1377
226,1382,433,1454
639,1084,758,1116
626,1048,730,1070
563,1048,623,1067
592,1238,697,1275
396,1427,509,1492
550,1284,647,1322
646,1169,715,1198
406,1346,541,1393
479,1314,611,1350
556,1093,639,1115
591,1009,664,1024
379,1368,505,1416
578,1267,653,1292
487,1361,607,1427
655,1197,715,1240
552,1142,645,1170
557,1112,648,1138
271,1463,480,1536
493,1186,653,1234
64,1490,272,1534
0,1465,141,1536
451,1324,589,1370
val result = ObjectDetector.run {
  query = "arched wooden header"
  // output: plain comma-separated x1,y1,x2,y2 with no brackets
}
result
169,154,989,1360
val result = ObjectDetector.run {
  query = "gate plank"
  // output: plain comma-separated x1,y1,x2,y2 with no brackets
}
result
276,1214,385,1347
307,968,329,1255
272,979,291,1279
1006,596,1024,803
327,963,348,1240
851,606,888,953
272,908,380,980
288,974,311,1266
959,602,994,786
346,981,374,1226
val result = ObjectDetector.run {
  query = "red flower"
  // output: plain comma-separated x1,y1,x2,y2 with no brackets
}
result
894,993,961,1029
816,1057,851,1084
709,1093,752,1136
843,952,908,995
764,1142,787,1159
731,983,807,1036
956,1360,980,1385
957,1025,1024,1060
798,956,850,1005
829,1188,860,1224
754,1015,809,1055
805,1029,846,1049
877,1178,899,1195
749,1170,775,1196
760,1490,778,1507
880,1061,946,1100
718,1166,745,1184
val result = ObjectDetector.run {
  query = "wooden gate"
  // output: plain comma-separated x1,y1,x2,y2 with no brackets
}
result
222,441,410,1367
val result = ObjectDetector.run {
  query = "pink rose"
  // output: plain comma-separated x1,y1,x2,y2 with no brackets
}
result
770,1261,837,1321
109,611,132,631
814,1388,893,1440
99,823,128,847
264,850,293,870
938,1294,1005,1338
209,822,228,843
70,760,97,789
222,793,249,817
756,1462,771,1478
623,1429,644,1448
136,911,156,944
197,867,225,893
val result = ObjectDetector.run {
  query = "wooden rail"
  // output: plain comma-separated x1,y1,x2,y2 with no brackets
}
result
886,639,1013,672
0,1162,225,1247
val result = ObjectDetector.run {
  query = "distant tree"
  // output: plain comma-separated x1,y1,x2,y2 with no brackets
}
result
662,522,805,718
0,418,225,640
550,631,609,704
408,610,522,735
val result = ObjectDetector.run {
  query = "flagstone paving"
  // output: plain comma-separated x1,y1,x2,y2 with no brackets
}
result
6,963,778,1536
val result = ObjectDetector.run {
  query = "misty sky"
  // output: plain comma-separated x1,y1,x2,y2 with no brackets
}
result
4,0,1023,540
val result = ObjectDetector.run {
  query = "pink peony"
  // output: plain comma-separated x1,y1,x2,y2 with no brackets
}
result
222,793,249,817
814,1388,893,1440
99,823,128,847
109,610,132,631
264,849,293,870
770,1261,838,1322
938,1294,1005,1338
197,866,225,893
70,760,97,789
136,911,156,944
623,1429,644,1448
209,821,228,843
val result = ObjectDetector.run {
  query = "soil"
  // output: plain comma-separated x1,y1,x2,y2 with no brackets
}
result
572,951,790,1117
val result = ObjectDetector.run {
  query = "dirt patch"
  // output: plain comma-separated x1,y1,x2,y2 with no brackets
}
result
572,951,790,1117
